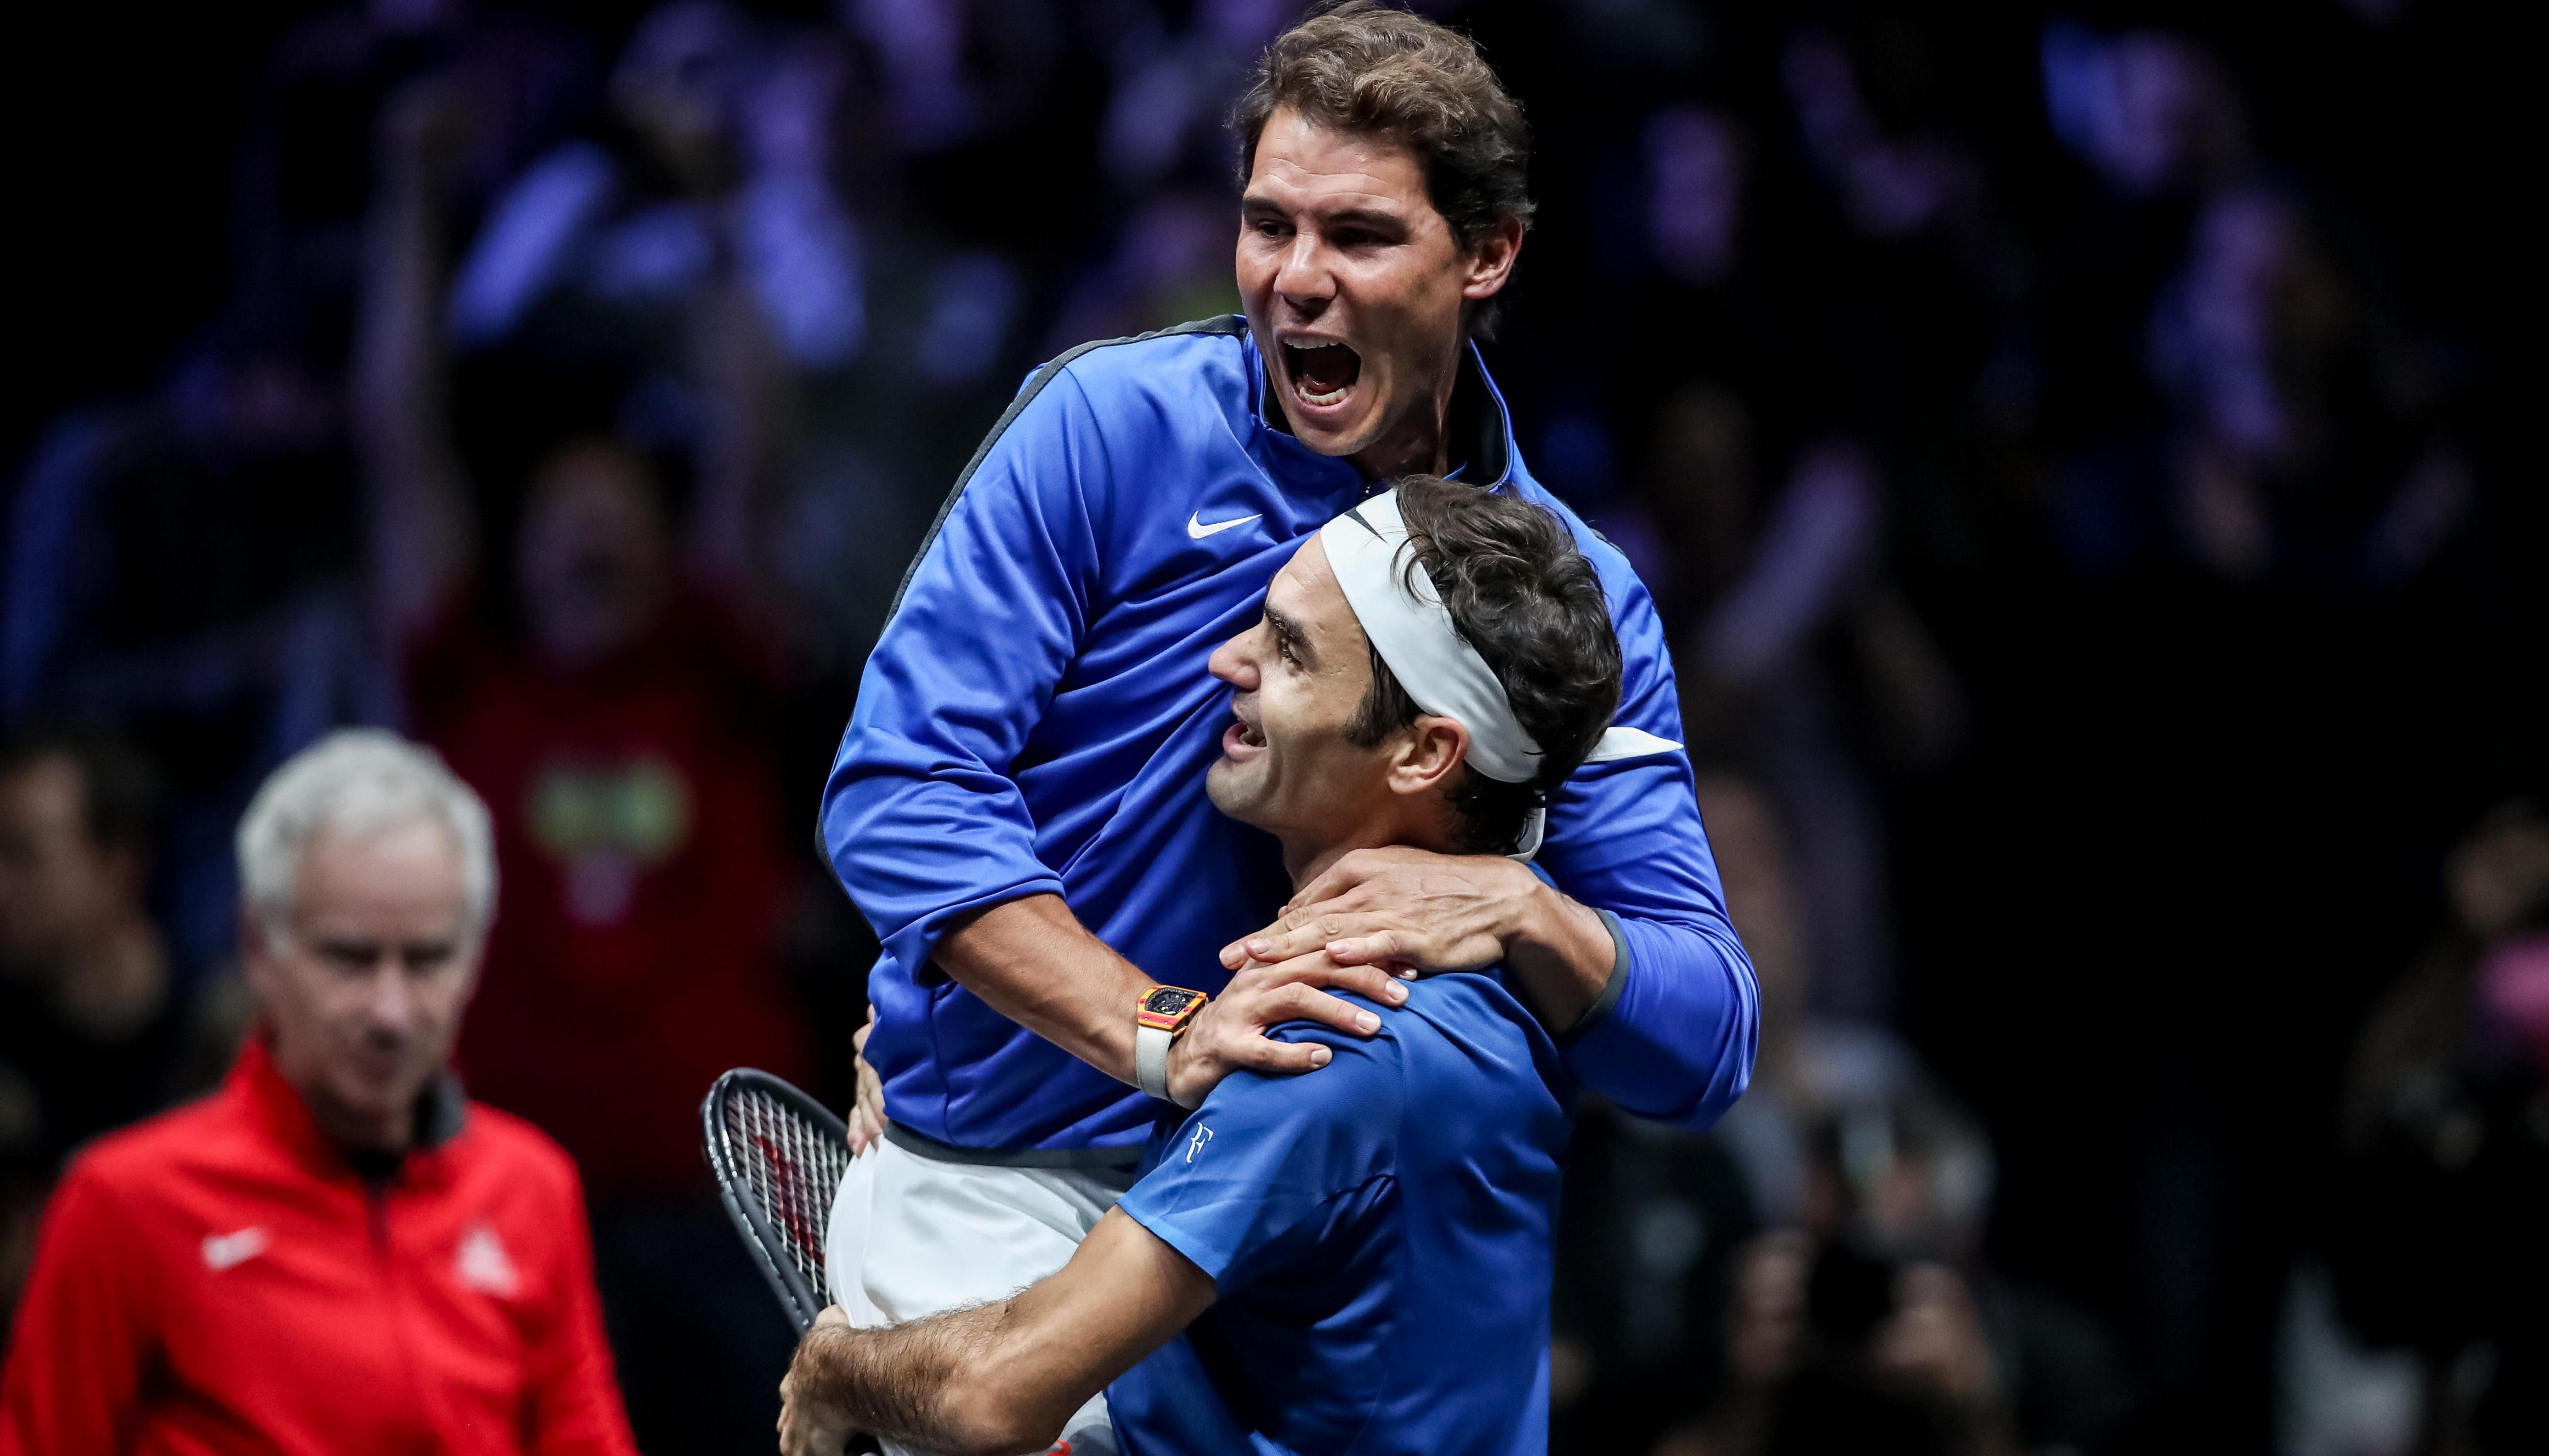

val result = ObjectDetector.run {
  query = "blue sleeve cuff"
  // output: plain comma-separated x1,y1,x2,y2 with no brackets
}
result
1558,916,1757,1129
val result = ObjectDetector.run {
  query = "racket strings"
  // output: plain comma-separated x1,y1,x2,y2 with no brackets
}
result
723,1087,851,1301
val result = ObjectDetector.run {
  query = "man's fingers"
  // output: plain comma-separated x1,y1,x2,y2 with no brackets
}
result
1260,982,1381,1037
1246,888,1375,957
845,1052,888,1151
1223,1033,1334,1075
1223,918,1297,967
1282,849,1397,915
1240,920,1345,965
1248,908,1434,969
1256,951,1409,1005
1323,930,1416,970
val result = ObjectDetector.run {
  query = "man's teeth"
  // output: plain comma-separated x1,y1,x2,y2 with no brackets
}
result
1285,342,1358,406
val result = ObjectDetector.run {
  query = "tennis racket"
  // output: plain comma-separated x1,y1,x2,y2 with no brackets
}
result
701,1068,853,1332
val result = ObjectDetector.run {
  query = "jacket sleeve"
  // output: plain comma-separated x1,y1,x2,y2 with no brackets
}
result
821,368,1112,979
0,1163,153,1456
523,1159,641,1456
1537,561,1760,1130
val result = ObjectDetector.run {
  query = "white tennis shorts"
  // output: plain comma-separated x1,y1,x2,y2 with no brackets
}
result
826,1137,1136,1456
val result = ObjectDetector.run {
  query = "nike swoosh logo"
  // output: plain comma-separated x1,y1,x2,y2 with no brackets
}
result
1187,511,1260,540
203,1226,269,1271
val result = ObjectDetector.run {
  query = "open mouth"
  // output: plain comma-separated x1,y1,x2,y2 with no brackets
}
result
1221,712,1269,761
1281,340,1363,409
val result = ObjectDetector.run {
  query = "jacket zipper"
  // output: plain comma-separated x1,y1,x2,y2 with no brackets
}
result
370,1184,439,1454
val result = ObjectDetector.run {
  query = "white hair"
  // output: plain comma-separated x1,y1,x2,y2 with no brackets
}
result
236,729,496,944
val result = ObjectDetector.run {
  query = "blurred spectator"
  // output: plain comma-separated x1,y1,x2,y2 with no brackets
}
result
2137,184,2469,591
358,60,815,1456
1670,1029,2134,1456
0,730,636,1453
1645,105,1746,291
1681,774,2129,1456
0,728,174,1173
1652,390,1962,1025
2041,22,2249,202
2324,803,2549,1452
2043,23,2470,595
1,312,382,977
229,0,598,359
448,4,864,374
0,726,177,1338
1556,771,2130,1455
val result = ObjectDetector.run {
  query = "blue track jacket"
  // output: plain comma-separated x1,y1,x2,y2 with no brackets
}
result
824,316,1757,1155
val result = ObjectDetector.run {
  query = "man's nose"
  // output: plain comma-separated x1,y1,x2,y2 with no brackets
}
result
1206,630,1257,688
1271,233,1334,313
363,966,417,1035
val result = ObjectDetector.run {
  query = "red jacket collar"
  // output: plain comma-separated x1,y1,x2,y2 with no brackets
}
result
227,1034,469,1188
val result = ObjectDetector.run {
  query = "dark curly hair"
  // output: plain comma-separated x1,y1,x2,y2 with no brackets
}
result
1344,477,1621,853
1230,1,1535,334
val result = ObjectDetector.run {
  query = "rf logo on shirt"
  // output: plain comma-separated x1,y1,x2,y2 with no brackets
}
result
1186,1125,1213,1163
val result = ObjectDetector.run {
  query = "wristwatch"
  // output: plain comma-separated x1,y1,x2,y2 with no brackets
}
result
1134,986,1209,1103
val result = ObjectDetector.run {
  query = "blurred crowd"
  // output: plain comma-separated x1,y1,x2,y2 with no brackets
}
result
0,2,2533,1454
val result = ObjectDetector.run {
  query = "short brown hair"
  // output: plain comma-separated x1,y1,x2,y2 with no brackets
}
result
1231,2,1536,256
1346,477,1621,854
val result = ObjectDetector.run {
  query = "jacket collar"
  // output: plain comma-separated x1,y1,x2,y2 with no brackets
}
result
1244,330,1517,490
230,1032,469,1188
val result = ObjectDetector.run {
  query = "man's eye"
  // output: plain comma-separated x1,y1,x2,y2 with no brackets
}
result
1253,219,1288,238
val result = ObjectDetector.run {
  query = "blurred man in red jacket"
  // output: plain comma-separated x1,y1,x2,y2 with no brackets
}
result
0,730,637,1456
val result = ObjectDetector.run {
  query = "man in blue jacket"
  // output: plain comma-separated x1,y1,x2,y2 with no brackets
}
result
790,479,1616,1456
820,7,1758,1447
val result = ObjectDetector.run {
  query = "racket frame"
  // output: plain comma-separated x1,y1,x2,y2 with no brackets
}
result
700,1067,852,1333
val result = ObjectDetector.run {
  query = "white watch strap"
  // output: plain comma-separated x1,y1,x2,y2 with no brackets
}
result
1135,1023,1176,1102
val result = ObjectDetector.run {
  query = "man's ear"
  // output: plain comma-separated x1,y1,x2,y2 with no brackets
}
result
1389,716,1469,798
1460,217,1525,303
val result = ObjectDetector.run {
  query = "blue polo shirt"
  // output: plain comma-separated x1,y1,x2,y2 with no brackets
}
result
1107,970,1570,1456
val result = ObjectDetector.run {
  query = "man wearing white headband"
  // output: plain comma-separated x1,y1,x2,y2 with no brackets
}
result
783,478,1620,1456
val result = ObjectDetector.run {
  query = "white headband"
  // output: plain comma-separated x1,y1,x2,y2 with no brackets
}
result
1316,489,1686,859
1321,490,1544,785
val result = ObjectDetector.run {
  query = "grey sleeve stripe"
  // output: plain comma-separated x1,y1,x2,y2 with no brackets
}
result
886,314,1250,618
1557,909,1632,1047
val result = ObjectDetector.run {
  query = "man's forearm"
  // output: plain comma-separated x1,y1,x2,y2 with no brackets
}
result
936,894,1154,1085
791,1302,1052,1456
1500,878,1621,1029
783,1209,1218,1456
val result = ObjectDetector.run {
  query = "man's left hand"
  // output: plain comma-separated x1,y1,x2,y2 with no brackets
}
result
1218,846,1617,1029
1221,846,1528,975
778,1306,858,1456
